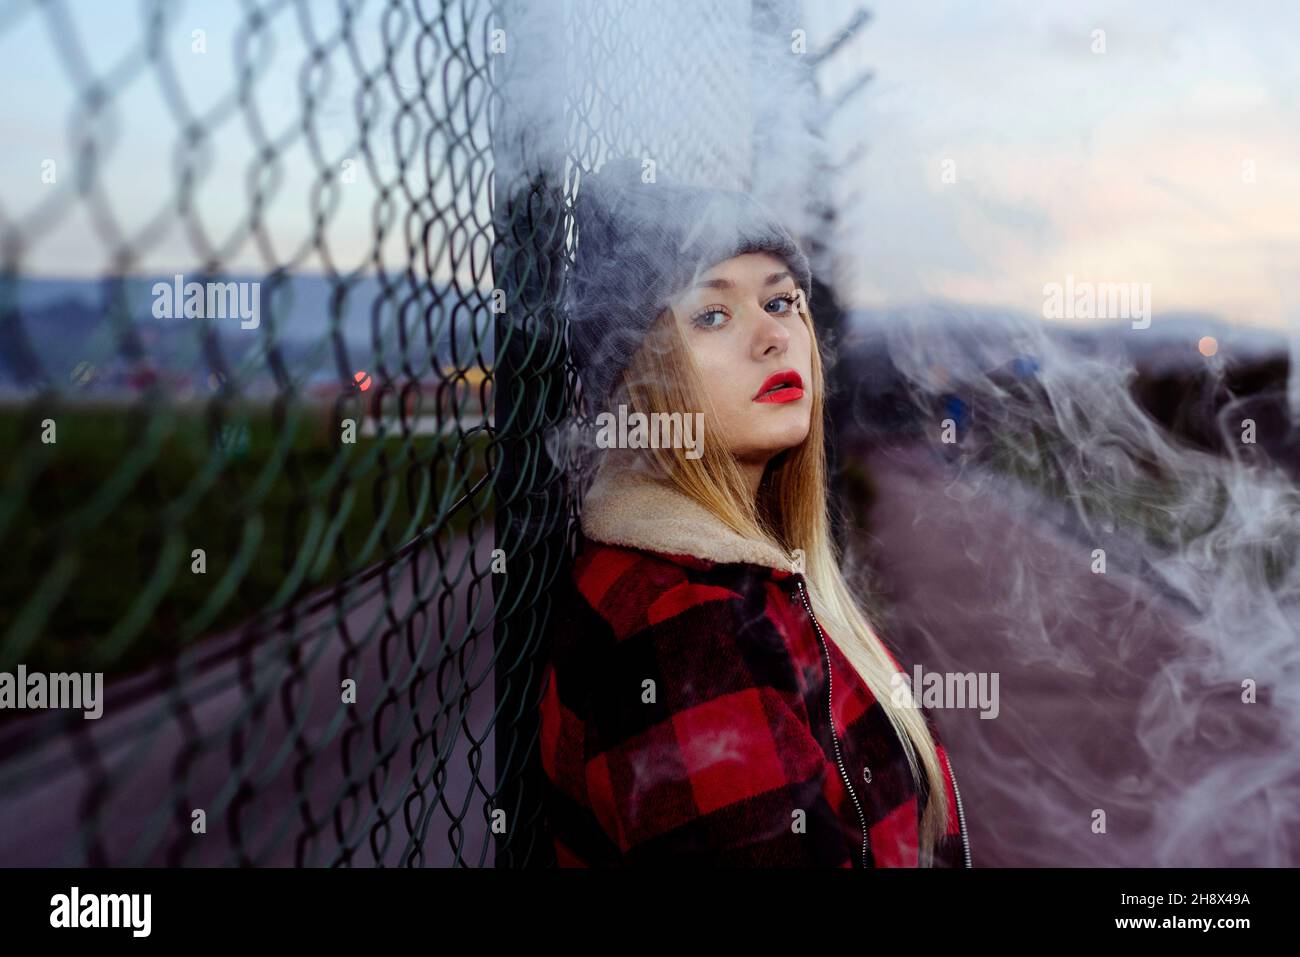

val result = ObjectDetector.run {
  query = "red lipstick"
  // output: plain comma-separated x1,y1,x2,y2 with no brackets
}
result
753,368,804,404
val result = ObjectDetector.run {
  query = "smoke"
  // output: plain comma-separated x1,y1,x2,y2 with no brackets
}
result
845,301,1300,865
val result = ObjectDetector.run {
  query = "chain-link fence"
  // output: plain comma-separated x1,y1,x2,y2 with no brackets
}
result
0,0,853,867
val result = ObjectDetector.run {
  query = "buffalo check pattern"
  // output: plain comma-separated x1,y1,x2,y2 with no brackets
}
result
539,533,971,868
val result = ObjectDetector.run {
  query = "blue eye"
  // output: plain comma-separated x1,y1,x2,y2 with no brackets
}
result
767,291,798,315
691,308,728,329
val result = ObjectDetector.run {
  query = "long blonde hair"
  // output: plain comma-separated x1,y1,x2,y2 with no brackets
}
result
604,282,952,863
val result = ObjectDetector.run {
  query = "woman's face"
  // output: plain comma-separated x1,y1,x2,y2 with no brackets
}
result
666,251,813,469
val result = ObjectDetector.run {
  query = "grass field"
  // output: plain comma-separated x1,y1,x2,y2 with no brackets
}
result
0,398,493,676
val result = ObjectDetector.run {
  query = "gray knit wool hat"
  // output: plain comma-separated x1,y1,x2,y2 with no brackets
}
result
565,157,813,416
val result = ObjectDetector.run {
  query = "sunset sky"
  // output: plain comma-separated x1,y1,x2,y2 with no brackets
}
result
810,0,1300,331
2,0,1298,333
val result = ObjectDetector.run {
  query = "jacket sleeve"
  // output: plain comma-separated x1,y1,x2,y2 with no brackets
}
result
580,582,851,866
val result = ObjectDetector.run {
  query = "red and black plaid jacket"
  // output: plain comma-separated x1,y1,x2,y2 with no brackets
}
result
539,459,972,868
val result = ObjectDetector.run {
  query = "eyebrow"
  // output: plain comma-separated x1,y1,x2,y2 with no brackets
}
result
691,270,792,292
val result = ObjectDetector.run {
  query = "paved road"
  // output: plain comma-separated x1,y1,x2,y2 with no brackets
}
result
0,529,497,866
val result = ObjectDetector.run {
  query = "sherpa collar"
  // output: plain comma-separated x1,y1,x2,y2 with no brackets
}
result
579,456,795,573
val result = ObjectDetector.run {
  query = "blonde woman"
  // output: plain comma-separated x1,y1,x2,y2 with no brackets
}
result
539,159,971,868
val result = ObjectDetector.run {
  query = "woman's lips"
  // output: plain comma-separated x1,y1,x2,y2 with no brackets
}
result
753,386,804,404
753,369,804,403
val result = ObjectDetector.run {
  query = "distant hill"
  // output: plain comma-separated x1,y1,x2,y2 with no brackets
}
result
844,301,1290,370
0,273,493,397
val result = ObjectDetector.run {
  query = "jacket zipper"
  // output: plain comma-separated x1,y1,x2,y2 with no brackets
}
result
794,576,870,869
794,573,972,870
949,761,973,868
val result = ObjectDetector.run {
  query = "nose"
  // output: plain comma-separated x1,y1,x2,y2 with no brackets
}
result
750,304,790,358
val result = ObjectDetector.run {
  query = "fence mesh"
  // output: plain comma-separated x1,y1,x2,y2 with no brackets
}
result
0,0,846,867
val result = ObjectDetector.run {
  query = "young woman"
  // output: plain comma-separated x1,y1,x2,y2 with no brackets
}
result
538,159,971,868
